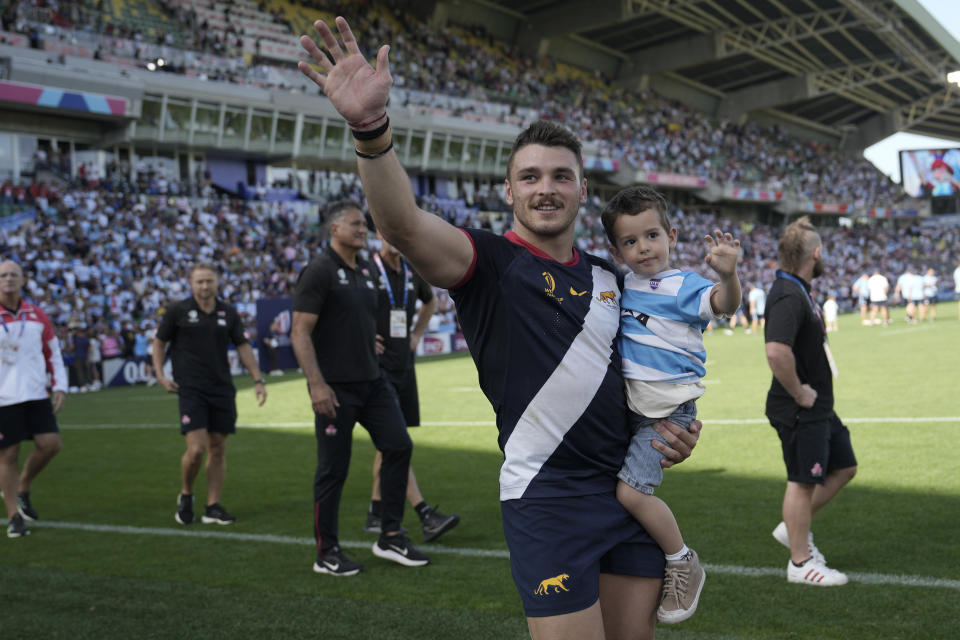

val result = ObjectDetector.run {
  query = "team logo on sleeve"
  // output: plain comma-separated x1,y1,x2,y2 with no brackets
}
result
534,573,571,595
542,272,563,303
597,291,618,307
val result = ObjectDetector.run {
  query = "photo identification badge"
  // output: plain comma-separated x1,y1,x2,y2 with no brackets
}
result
390,309,407,338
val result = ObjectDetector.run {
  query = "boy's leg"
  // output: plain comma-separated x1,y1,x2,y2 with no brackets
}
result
618,403,704,623
616,480,683,555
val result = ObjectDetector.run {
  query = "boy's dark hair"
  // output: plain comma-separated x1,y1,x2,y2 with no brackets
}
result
505,120,583,180
600,186,671,245
325,199,364,230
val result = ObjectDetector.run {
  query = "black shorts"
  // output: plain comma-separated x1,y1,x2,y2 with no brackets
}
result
0,399,59,448
178,388,237,435
770,412,857,484
383,366,420,427
502,492,663,617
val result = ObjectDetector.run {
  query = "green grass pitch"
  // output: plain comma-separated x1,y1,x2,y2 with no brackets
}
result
1,308,958,639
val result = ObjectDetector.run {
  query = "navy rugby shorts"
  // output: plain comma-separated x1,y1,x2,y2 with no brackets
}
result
501,491,664,617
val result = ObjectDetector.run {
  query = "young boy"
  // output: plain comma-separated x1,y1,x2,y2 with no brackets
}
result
601,187,741,624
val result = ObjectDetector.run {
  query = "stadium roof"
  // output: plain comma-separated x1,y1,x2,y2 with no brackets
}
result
473,0,960,148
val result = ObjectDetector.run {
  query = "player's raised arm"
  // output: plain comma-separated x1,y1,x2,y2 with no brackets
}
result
298,17,473,289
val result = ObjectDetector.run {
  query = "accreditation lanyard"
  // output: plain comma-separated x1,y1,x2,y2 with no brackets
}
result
0,307,26,366
373,252,410,338
0,308,26,337
776,271,838,379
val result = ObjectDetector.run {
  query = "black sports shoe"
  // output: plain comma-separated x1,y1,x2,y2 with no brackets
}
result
313,545,363,576
363,511,382,533
372,534,430,567
202,503,237,525
175,494,194,525
362,512,407,535
16,492,38,521
420,505,460,542
7,513,30,538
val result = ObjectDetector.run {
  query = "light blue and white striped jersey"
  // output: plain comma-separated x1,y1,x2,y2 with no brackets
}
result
618,269,718,385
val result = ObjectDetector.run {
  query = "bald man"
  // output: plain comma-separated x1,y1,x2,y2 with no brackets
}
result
0,260,67,538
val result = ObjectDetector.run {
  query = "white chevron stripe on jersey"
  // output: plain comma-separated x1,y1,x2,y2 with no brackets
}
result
499,265,621,500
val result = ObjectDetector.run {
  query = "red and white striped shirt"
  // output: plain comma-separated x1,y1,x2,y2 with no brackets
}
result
0,300,68,407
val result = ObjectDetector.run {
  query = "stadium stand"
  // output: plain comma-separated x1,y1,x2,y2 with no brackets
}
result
1,0,958,386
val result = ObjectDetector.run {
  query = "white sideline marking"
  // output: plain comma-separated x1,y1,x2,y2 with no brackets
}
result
876,325,935,337
11,520,960,591
60,416,960,430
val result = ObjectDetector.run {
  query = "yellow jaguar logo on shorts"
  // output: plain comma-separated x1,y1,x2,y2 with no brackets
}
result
534,573,570,595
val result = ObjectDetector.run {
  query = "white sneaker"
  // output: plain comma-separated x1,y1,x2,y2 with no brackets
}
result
772,521,825,564
786,559,848,586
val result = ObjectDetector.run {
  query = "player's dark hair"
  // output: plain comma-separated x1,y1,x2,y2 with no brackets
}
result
505,120,583,180
600,186,671,245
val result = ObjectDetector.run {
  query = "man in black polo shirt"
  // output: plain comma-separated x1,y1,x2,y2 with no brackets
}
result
153,263,267,526
291,200,428,576
362,230,460,542
764,216,857,587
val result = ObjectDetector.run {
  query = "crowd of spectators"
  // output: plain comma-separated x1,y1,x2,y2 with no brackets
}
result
0,0,918,210
2,174,959,391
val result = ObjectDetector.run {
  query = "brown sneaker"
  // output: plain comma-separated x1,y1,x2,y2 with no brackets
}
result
658,549,706,624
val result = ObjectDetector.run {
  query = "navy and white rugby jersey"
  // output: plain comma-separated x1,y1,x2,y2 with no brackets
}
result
450,229,630,501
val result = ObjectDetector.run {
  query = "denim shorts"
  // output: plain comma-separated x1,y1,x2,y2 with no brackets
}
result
617,400,697,495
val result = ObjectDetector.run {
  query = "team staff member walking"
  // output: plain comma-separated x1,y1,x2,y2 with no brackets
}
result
0,260,67,538
364,230,460,542
764,217,857,587
291,200,429,577
152,263,267,527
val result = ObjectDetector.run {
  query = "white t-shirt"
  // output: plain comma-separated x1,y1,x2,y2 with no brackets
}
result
823,298,838,322
867,274,889,302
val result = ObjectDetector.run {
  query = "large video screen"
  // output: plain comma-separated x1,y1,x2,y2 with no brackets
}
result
900,148,960,197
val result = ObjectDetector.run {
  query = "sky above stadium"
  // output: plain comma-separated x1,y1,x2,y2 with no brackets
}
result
862,0,960,182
